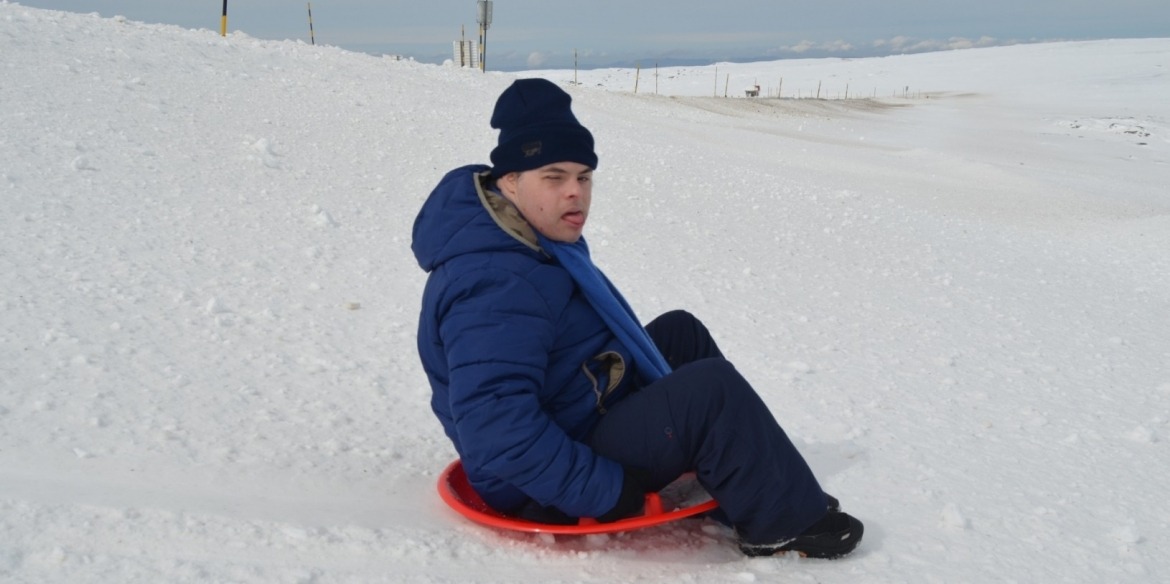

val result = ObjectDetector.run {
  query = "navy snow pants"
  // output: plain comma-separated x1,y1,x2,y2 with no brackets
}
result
588,310,828,544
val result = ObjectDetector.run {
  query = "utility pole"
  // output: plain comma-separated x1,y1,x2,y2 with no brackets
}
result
476,1,493,72
220,0,228,36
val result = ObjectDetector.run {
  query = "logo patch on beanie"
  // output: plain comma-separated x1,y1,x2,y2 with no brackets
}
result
521,141,543,158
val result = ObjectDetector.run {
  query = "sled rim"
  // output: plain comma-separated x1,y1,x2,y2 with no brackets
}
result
437,459,719,535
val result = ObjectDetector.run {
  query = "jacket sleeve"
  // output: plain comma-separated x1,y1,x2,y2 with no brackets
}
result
439,267,622,518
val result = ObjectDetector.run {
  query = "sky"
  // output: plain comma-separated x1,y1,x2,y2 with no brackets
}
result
10,0,1169,69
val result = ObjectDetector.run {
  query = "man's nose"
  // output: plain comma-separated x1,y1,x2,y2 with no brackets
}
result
563,179,582,198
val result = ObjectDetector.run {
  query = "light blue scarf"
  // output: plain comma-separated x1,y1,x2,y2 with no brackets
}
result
537,234,672,385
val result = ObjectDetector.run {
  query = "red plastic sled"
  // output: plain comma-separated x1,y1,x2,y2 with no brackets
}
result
437,459,719,534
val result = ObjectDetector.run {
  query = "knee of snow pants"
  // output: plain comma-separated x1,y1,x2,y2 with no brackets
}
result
589,357,827,543
644,309,725,368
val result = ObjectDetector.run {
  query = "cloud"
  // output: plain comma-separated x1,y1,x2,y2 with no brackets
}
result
750,35,1024,62
873,35,1006,53
776,39,855,54
821,39,855,52
526,51,547,68
785,40,816,54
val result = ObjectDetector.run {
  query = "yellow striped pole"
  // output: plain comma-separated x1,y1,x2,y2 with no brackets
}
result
220,0,228,36
478,23,485,72
307,3,315,45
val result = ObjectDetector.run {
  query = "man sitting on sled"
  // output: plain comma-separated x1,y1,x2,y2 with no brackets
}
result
412,78,863,558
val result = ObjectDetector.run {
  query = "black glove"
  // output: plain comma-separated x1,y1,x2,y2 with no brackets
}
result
596,467,649,523
514,500,577,525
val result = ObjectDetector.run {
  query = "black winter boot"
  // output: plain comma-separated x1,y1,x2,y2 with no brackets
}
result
739,511,863,559
825,493,841,513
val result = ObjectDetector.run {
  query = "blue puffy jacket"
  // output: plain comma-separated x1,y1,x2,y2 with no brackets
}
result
412,165,634,517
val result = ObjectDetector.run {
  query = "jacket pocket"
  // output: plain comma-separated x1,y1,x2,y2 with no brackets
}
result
581,351,627,414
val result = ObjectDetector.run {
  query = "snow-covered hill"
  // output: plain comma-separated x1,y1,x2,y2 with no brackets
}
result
3,3,1169,582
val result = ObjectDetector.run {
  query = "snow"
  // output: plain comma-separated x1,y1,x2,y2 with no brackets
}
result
2,3,1169,582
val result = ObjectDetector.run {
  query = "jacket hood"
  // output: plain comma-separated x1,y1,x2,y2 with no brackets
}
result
412,165,543,272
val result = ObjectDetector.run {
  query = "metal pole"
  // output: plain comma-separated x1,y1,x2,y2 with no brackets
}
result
477,1,492,73
307,3,315,45
462,39,470,68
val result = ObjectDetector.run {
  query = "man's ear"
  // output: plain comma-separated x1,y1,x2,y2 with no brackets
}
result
497,172,519,200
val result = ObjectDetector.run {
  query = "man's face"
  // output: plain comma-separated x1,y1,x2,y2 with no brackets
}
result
498,162,593,243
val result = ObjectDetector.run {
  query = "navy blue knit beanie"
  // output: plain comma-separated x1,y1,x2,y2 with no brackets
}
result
490,78,597,176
